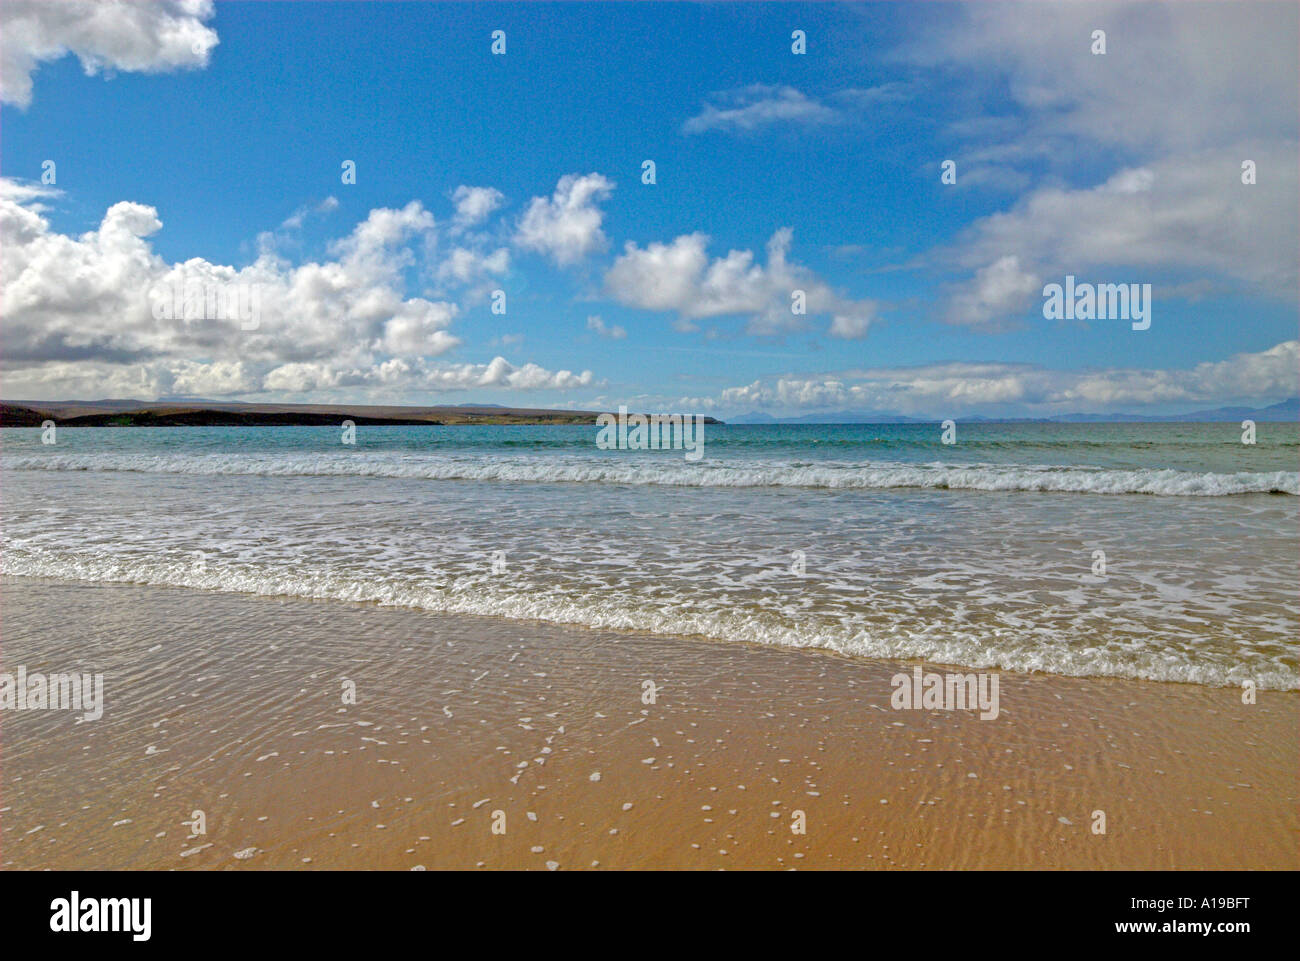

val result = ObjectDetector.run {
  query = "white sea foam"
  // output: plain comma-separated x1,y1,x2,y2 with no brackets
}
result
4,545,1295,691
4,452,1296,496
5,429,1296,692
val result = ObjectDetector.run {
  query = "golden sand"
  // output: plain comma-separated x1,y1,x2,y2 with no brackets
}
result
1,578,1295,870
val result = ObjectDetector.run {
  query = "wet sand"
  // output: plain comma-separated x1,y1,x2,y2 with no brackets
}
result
1,577,1296,870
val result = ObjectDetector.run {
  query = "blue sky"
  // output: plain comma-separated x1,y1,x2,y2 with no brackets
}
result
1,1,1297,417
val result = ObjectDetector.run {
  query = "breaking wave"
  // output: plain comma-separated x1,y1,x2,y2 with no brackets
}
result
5,452,1296,496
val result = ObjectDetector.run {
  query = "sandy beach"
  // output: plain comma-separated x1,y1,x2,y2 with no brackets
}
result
2,577,1294,870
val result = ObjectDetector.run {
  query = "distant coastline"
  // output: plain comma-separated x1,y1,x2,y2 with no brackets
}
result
0,400,724,428
3,396,1295,427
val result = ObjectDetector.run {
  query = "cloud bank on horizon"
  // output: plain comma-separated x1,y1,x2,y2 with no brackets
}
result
1,1,1296,418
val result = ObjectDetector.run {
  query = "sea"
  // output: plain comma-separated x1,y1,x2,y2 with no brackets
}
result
2,420,1296,689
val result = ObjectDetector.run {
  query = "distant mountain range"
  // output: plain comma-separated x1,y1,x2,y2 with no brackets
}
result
728,397,1300,425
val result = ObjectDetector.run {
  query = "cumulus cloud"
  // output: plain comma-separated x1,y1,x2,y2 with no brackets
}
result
435,188,510,295
451,185,505,230
944,255,1041,330
1,188,451,379
169,358,254,396
436,246,509,287
253,356,595,396
424,356,596,392
714,341,1299,416
0,180,595,400
514,173,614,265
0,178,61,209
605,228,879,337
1,0,219,108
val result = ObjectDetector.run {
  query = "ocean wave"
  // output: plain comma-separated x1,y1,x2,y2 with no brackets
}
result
3,547,1295,690
4,452,1297,495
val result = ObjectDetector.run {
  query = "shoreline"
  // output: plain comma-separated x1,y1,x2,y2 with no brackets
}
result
2,576,1295,870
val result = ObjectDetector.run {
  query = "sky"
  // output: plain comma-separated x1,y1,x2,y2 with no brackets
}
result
1,0,1297,418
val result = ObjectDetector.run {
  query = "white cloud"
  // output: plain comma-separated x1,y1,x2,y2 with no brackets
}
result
605,228,879,337
168,358,254,396
0,180,598,400
280,196,338,231
890,3,1298,329
451,185,505,229
682,84,837,134
0,188,451,382
1,0,219,108
831,83,910,109
328,201,434,264
436,188,510,294
1054,341,1299,409
682,83,908,136
586,315,626,340
828,313,873,340
714,341,1299,416
377,300,460,356
514,173,614,266
253,355,595,396
899,1,1298,158
436,246,509,287
941,147,1298,329
0,178,61,210
944,255,1041,330
422,357,596,392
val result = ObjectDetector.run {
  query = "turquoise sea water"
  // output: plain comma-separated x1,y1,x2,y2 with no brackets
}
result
3,421,1297,688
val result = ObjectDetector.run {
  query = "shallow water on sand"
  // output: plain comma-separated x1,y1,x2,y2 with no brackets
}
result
2,579,1295,870
3,422,1297,688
